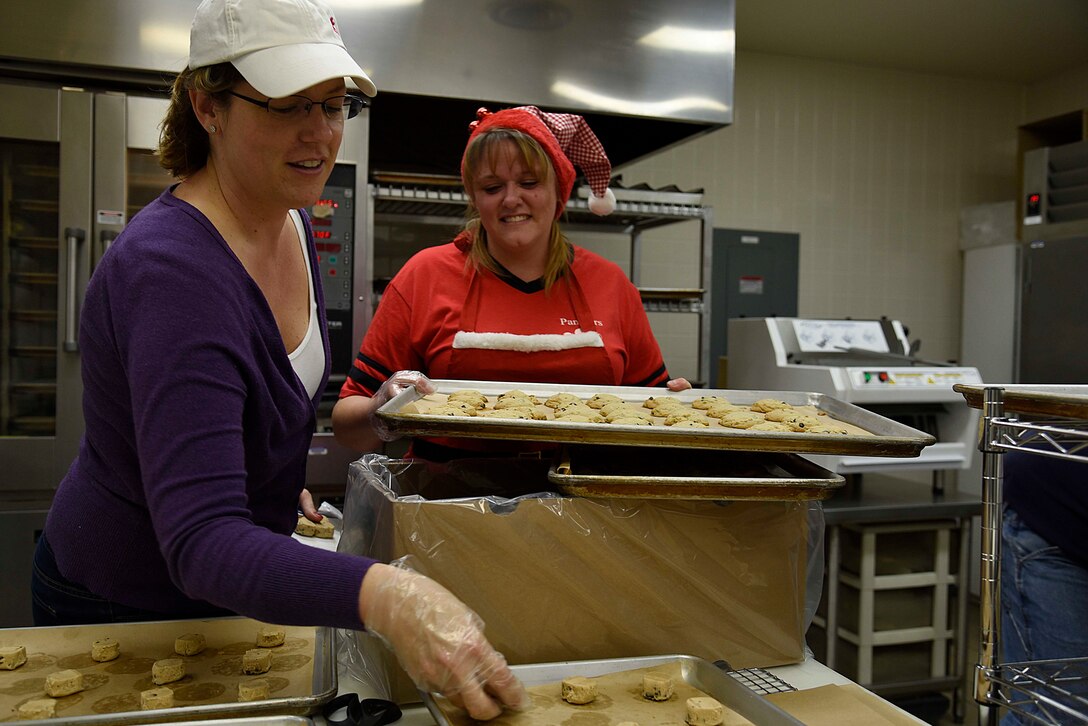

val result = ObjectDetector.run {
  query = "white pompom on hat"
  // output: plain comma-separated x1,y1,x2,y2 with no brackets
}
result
465,105,616,216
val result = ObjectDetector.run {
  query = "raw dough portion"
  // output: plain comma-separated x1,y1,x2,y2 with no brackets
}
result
140,686,175,710
152,658,186,685
311,518,335,539
242,648,273,675
0,645,27,670
174,633,207,656
642,671,675,701
238,677,271,702
256,626,286,648
561,675,598,704
91,636,120,662
45,668,84,697
17,698,57,720
295,515,318,537
685,695,724,725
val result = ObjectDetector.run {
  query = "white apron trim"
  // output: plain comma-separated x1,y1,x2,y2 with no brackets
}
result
453,329,604,353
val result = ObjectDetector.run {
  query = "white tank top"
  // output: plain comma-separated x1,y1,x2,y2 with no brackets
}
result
287,210,325,400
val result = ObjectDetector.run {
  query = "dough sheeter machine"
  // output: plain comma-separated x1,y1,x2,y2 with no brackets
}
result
728,318,983,479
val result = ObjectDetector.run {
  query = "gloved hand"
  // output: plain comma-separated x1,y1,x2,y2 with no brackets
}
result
361,561,529,721
370,370,436,442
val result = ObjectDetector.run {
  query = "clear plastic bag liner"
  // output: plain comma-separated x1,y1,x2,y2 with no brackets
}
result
338,453,824,701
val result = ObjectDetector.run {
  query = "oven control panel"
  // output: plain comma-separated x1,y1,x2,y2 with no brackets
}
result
849,368,983,388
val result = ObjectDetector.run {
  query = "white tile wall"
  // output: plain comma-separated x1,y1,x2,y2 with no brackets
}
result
617,51,1035,373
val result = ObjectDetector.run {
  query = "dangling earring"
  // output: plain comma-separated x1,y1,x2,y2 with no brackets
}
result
208,125,217,133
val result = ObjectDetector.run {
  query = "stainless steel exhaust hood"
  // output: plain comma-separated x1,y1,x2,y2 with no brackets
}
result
1,0,733,173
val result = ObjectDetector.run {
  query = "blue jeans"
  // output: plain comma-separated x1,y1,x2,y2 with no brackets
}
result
1000,508,1088,725
31,533,224,625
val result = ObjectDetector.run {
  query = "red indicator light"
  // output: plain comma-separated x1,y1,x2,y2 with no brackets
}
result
314,230,332,239
879,372,889,382
328,268,337,276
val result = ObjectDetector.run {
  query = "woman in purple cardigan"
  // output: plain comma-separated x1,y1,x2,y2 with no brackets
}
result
30,0,525,719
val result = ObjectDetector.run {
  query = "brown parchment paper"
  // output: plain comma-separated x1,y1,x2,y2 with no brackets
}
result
766,683,921,725
0,618,320,723
340,455,814,703
432,662,753,726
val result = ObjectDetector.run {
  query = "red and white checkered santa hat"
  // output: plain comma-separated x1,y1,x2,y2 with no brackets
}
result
462,105,616,217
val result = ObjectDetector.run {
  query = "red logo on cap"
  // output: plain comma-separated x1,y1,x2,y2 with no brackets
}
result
329,17,340,35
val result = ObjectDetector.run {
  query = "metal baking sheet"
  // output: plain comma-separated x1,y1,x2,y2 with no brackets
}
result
954,383,1088,418
549,445,845,501
0,617,335,725
377,379,935,457
421,654,805,725
154,718,313,725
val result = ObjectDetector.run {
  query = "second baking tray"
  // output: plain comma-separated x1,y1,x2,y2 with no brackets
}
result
377,379,935,456
421,654,804,726
549,445,845,500
0,617,335,725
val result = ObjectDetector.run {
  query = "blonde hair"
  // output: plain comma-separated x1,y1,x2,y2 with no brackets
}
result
158,63,242,178
461,128,571,292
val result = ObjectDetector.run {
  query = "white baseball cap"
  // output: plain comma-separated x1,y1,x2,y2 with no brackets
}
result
188,0,377,99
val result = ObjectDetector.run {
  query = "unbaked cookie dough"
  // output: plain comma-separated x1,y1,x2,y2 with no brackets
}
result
18,698,57,720
642,672,675,701
561,675,598,704
242,648,272,675
91,636,120,662
140,686,175,710
256,626,286,648
238,677,271,702
0,645,27,670
685,695,724,725
175,632,207,656
45,669,84,697
152,658,186,685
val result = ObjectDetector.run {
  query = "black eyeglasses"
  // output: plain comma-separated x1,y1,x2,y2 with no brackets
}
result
228,90,369,121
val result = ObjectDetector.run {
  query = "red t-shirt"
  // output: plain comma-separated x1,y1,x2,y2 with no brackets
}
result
340,242,670,397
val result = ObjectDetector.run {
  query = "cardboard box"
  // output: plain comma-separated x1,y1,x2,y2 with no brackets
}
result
339,455,812,700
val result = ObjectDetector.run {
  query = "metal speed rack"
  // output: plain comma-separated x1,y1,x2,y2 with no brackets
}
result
963,385,1088,725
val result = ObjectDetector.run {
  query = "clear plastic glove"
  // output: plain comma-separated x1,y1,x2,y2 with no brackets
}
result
362,561,529,720
371,370,436,442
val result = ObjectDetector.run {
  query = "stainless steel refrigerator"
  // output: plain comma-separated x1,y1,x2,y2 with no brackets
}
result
1018,234,1088,383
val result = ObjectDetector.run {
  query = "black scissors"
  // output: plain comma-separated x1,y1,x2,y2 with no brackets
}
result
322,693,402,726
